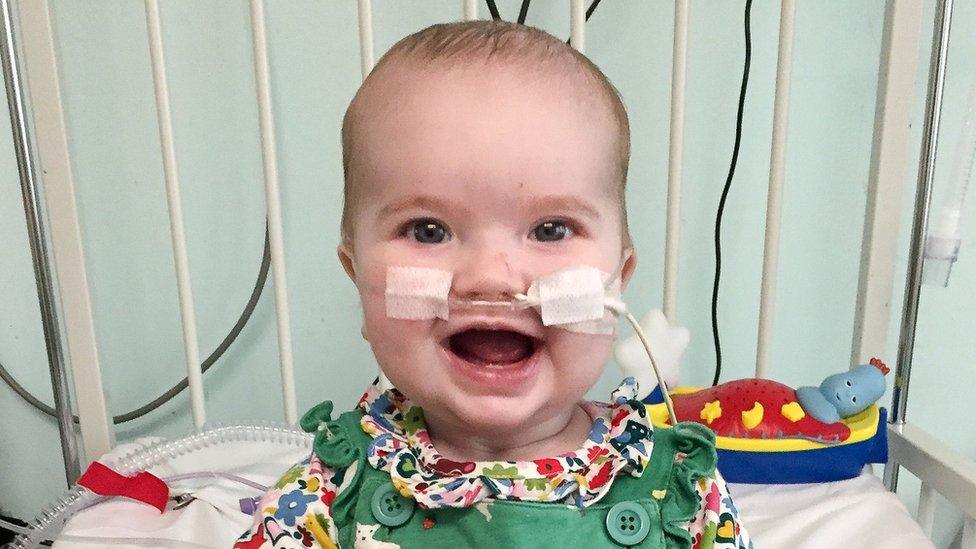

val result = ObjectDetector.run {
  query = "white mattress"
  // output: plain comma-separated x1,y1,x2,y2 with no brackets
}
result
730,471,934,549
46,436,932,548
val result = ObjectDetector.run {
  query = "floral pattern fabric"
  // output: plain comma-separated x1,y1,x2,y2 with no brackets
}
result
359,376,653,510
234,378,752,548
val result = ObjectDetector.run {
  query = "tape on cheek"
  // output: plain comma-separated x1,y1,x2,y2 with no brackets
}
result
558,276,621,335
524,265,620,335
385,266,452,320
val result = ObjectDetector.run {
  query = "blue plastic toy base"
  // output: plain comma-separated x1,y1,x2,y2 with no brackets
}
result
644,384,664,405
642,386,889,484
716,407,889,484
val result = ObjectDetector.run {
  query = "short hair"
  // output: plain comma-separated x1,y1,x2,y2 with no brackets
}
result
340,20,631,247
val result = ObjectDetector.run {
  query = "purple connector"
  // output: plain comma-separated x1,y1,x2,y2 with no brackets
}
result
239,496,260,515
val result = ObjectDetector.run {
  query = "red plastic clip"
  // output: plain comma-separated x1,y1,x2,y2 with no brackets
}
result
870,357,890,376
77,461,169,513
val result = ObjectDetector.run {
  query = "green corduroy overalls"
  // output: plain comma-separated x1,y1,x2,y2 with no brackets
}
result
306,404,718,549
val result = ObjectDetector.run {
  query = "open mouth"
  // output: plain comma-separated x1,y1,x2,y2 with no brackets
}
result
447,329,538,366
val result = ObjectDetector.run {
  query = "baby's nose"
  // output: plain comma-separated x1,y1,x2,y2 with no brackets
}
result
452,248,527,302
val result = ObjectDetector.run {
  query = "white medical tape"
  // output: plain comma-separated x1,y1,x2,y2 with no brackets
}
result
523,265,622,335
385,266,452,320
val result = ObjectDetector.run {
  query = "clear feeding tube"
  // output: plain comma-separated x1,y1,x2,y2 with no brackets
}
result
10,423,311,549
923,74,976,286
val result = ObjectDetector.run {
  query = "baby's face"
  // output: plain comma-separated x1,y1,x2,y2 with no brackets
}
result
341,63,634,436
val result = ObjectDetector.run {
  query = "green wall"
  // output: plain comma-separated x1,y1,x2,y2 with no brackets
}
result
1,1,973,545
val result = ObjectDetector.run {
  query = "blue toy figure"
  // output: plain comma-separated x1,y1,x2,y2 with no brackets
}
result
796,358,890,423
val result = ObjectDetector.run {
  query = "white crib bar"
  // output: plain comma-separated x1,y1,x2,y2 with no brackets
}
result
851,0,923,366
917,482,937,538
144,0,207,429
887,422,976,521
570,0,585,53
354,0,392,391
463,0,478,21
250,0,299,425
357,0,375,80
663,0,688,322
16,1,115,462
754,0,796,378
964,517,976,549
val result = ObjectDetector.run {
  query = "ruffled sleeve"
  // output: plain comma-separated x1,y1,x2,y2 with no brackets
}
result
232,453,344,549
686,468,752,549
659,422,752,549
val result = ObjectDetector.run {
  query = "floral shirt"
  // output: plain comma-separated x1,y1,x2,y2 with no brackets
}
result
234,379,751,548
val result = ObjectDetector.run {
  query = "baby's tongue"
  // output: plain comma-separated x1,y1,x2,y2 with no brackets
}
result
449,329,534,365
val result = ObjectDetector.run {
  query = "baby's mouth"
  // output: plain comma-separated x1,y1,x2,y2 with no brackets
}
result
447,329,538,366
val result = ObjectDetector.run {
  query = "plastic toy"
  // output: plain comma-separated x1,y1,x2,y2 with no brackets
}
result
646,359,891,484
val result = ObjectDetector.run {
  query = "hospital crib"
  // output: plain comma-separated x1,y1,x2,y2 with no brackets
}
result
4,1,976,547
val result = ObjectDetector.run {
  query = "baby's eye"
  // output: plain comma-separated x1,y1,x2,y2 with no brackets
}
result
409,218,450,244
532,220,572,242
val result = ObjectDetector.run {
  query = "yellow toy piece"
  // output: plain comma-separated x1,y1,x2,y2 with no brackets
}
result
741,402,764,429
699,400,723,424
781,401,806,423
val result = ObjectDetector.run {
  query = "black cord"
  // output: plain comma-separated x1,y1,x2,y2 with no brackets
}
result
0,224,271,425
485,0,501,21
711,0,753,386
517,0,531,25
585,0,602,20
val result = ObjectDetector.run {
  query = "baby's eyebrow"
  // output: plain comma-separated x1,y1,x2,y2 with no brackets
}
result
526,195,601,221
377,195,459,219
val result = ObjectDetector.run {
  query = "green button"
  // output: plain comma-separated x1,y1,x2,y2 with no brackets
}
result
605,501,650,546
370,484,415,527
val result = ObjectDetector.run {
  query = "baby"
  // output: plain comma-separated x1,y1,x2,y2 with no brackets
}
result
235,20,750,549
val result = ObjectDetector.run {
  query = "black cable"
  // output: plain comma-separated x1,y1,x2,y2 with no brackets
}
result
0,224,271,425
585,0,602,20
517,0,531,25
711,0,753,386
485,0,501,21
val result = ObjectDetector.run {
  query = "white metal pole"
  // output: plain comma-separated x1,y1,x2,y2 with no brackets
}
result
2,0,83,482
463,0,478,21
755,0,795,378
357,0,374,79
851,0,923,366
663,0,688,323
885,0,954,493
16,0,115,464
145,0,206,429
570,0,585,52
250,0,298,425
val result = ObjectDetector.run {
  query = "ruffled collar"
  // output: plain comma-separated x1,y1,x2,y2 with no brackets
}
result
357,377,653,509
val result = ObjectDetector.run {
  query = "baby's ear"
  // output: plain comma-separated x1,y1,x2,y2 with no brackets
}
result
620,247,637,290
337,243,357,283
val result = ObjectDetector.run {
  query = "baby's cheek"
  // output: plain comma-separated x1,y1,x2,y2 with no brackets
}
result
363,312,434,376
544,330,613,391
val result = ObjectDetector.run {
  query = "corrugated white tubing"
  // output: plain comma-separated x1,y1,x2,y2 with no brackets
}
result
10,423,311,549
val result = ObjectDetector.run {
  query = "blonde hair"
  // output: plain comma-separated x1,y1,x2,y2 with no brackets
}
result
340,20,631,246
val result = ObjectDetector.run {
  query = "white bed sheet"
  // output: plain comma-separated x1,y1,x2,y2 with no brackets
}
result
48,437,933,548
730,470,934,549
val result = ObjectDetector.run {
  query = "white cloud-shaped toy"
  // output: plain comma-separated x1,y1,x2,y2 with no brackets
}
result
613,309,690,400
